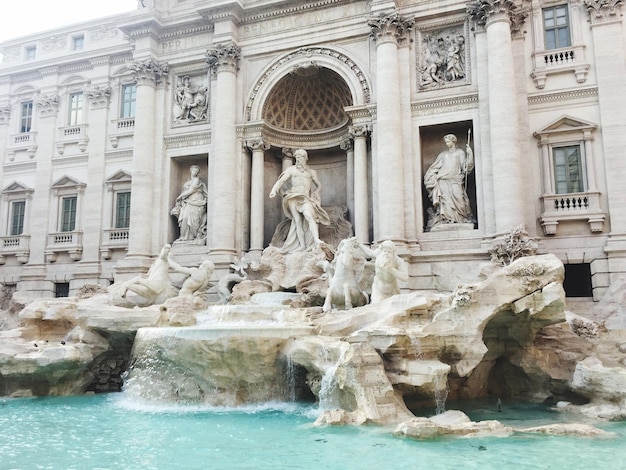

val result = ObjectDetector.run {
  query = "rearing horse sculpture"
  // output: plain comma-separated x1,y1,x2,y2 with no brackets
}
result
322,237,369,312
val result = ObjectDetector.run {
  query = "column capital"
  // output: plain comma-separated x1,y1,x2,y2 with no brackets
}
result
127,58,169,86
340,139,353,151
349,124,371,139
584,0,623,24
467,0,527,33
368,12,414,45
246,138,270,151
206,42,241,75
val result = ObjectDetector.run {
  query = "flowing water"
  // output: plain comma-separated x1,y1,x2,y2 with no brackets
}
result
1,394,626,469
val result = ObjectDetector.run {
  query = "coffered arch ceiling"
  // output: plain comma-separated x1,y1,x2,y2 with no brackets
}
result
262,66,353,134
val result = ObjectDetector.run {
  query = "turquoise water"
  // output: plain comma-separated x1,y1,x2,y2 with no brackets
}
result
1,394,626,469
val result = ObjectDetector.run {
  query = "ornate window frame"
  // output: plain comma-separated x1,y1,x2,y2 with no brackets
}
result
530,0,590,89
534,115,605,235
0,182,33,264
46,176,85,262
101,170,132,259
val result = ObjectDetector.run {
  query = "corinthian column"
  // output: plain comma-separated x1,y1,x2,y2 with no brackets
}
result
247,138,270,254
468,0,526,233
368,12,413,243
207,43,241,259
349,125,370,242
124,59,168,264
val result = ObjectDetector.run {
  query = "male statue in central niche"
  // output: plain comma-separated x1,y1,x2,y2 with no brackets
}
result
269,148,330,252
424,133,475,229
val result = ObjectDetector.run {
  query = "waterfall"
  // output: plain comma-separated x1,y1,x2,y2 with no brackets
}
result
434,374,449,415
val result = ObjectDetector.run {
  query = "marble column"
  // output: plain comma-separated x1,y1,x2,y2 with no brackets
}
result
468,1,525,234
340,139,355,235
123,59,168,264
349,125,370,243
281,148,293,171
247,138,270,254
368,12,413,243
207,43,241,258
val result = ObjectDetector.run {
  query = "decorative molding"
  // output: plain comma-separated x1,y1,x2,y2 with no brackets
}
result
0,106,11,125
163,132,211,150
172,74,209,125
527,87,598,105
86,85,112,108
368,12,414,45
584,0,623,24
40,36,67,53
34,94,59,117
411,93,479,115
89,24,119,42
416,22,471,91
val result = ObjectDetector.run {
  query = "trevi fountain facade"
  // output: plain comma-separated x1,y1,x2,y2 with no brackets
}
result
1,0,626,440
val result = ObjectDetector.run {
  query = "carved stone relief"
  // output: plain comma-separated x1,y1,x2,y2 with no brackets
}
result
417,24,469,90
34,95,59,118
86,85,112,109
172,74,209,125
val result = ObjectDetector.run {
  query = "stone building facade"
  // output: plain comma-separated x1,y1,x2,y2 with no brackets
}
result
0,0,624,303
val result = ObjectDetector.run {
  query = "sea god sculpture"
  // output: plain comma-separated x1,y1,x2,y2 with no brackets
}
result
269,149,330,252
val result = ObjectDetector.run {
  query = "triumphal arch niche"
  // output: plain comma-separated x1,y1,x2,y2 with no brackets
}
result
244,47,373,252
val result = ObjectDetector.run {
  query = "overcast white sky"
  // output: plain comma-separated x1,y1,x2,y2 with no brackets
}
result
0,0,136,43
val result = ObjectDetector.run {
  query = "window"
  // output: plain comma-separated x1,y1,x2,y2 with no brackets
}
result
115,192,131,228
10,201,25,236
20,102,33,133
55,282,70,298
61,196,77,232
25,46,36,61
68,93,84,125
564,263,593,297
553,145,583,194
72,35,84,51
121,84,137,118
543,6,570,50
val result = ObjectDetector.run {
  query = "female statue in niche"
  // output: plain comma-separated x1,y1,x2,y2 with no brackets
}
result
171,165,208,243
424,133,474,229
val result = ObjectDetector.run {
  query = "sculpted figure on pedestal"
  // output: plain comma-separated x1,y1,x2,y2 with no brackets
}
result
424,133,474,229
269,149,330,252
171,165,208,243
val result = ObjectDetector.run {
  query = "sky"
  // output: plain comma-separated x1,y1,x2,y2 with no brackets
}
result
0,0,136,43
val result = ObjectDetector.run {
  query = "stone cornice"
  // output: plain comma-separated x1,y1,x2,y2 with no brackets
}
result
527,86,598,105
411,93,479,115
584,0,623,24
198,0,352,24
164,131,211,150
